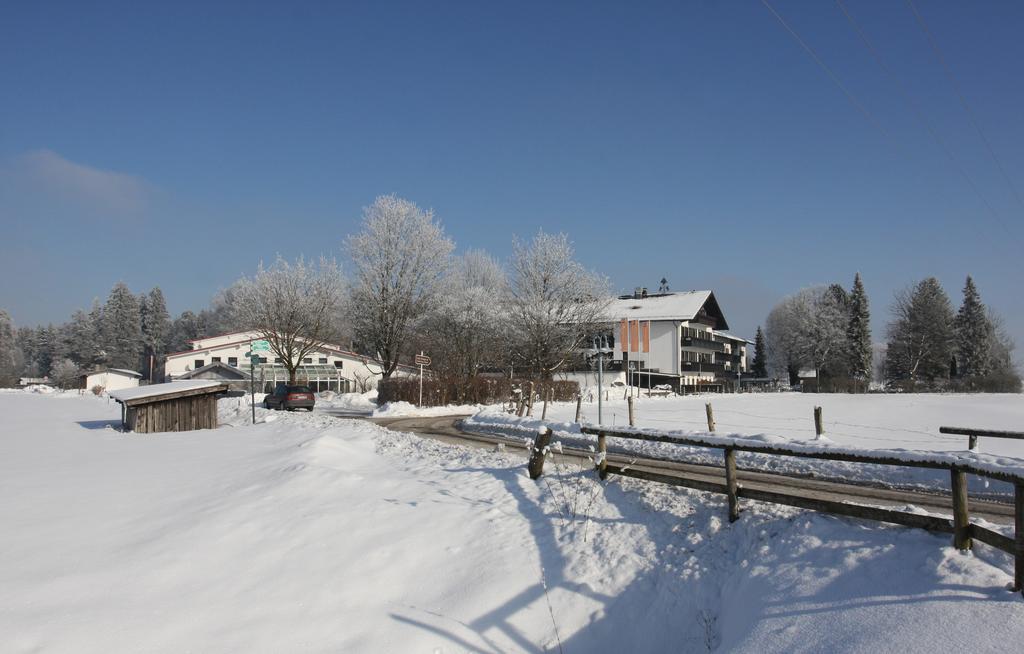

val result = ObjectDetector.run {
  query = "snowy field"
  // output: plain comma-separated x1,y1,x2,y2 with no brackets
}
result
1,391,1023,652
467,392,1024,495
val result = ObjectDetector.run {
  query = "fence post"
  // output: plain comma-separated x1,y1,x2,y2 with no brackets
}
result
575,394,583,423
705,402,715,432
1015,482,1023,594
541,389,549,421
628,396,635,426
968,433,978,451
725,447,739,522
814,406,824,439
951,468,972,551
528,427,553,479
597,431,608,480
517,392,527,417
526,381,536,417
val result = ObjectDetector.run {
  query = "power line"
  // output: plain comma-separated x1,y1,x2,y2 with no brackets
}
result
905,0,1024,213
835,0,1021,246
759,0,894,144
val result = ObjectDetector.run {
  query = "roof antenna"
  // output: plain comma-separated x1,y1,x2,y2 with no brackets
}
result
658,277,670,294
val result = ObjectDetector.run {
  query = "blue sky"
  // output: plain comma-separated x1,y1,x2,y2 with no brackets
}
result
2,1,1022,354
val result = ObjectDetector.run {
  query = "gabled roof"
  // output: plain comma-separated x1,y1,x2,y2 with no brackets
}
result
177,361,249,380
605,291,729,328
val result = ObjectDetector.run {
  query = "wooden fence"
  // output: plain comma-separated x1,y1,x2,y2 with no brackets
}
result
527,424,1024,596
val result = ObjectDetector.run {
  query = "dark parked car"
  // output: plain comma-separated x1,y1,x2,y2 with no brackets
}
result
263,385,316,411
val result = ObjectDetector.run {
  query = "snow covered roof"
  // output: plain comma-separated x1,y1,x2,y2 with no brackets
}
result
109,380,228,403
713,331,753,344
604,291,725,324
81,368,142,379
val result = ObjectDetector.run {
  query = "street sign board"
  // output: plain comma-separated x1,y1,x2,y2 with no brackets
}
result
414,353,431,366
251,340,271,352
248,352,262,360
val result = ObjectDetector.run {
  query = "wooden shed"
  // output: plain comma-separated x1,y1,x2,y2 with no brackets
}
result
109,381,229,434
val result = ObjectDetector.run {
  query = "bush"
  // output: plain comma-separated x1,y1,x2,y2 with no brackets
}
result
91,385,105,396
378,376,579,407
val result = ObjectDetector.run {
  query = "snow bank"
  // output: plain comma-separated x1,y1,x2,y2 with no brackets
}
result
2,392,1023,653
373,400,480,417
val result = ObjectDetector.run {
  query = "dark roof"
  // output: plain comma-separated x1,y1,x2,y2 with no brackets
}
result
177,361,249,380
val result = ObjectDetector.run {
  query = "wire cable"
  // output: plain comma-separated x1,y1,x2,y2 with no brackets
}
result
905,0,1024,214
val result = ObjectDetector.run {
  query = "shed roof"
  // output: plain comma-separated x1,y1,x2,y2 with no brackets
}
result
109,380,228,405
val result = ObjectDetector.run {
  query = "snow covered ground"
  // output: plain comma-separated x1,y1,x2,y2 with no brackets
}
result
1,391,1022,652
466,392,1024,496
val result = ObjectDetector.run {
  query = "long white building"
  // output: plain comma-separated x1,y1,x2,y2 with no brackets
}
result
164,331,392,393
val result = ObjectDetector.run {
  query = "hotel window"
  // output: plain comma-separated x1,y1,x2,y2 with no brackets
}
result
319,357,328,364
228,357,238,367
303,357,313,364
194,359,204,369
211,357,221,363
274,357,282,363
334,361,344,369
259,357,267,364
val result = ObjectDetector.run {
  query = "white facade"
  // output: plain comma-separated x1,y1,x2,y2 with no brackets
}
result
605,291,750,391
83,369,141,392
164,331,392,392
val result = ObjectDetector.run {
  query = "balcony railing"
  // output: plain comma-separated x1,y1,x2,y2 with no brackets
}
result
680,361,726,374
681,336,726,352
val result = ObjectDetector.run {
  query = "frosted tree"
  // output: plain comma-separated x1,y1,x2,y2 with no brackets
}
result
986,310,1022,392
846,273,872,386
0,310,20,386
506,231,610,379
417,251,508,399
751,326,768,378
796,287,849,390
233,256,345,384
140,287,171,380
953,275,992,381
50,358,81,390
765,292,809,385
166,310,203,354
885,278,954,386
101,282,143,370
345,195,454,379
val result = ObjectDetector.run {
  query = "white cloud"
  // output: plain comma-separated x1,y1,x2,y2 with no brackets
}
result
9,149,153,216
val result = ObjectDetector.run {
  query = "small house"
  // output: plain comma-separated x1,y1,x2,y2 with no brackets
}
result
109,380,229,433
81,368,142,393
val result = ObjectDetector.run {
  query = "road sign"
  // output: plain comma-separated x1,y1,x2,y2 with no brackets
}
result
414,353,431,366
251,339,271,352
248,352,262,361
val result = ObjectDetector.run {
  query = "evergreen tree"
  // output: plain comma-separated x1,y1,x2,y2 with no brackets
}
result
66,308,101,367
752,326,768,378
101,282,143,370
87,299,107,366
885,277,954,386
846,273,872,386
0,310,19,386
953,275,993,381
140,287,171,379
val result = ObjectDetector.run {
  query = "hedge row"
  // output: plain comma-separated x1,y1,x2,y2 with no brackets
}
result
378,377,580,407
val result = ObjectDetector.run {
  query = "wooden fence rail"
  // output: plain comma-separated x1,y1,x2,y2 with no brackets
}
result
940,426,1024,451
523,424,1024,595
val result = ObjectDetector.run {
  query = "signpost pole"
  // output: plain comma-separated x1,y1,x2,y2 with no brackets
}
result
250,353,256,425
418,350,425,407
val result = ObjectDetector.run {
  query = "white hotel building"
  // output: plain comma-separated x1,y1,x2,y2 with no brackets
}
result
164,331,391,393
606,289,751,393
